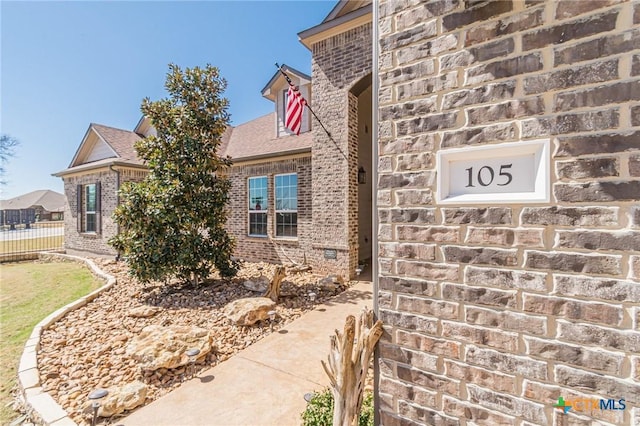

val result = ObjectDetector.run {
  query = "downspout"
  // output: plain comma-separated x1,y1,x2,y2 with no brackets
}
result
109,164,121,260
371,1,380,425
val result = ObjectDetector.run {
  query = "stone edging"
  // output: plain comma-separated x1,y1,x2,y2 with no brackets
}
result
17,253,116,426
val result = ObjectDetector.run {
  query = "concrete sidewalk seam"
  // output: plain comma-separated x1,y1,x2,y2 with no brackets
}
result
236,354,326,387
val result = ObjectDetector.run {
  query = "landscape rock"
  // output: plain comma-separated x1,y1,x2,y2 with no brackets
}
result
242,276,269,292
223,297,276,326
96,380,148,417
126,325,213,371
127,306,161,318
35,260,344,424
318,274,345,291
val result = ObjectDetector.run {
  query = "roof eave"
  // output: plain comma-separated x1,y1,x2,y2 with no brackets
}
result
53,159,147,177
298,4,372,49
230,147,312,164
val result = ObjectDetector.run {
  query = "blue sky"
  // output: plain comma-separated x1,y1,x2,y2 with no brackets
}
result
1,0,335,199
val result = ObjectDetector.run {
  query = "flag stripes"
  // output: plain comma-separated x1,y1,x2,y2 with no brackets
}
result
285,85,306,135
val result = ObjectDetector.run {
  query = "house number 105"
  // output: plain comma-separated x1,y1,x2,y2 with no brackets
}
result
465,164,513,187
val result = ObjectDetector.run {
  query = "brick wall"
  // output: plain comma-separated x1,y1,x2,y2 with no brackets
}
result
311,20,373,277
226,155,313,265
377,0,640,424
62,167,146,256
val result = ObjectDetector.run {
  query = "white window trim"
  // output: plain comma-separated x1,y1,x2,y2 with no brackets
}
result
84,184,97,234
274,173,298,239
248,176,268,238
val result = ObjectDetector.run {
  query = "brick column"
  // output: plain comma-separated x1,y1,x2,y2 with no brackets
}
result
310,22,372,277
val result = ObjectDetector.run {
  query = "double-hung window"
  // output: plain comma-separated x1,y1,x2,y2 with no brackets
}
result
77,182,100,234
274,173,297,238
85,184,97,232
248,176,267,237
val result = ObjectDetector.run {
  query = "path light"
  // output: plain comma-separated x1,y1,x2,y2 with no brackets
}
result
186,348,201,379
355,267,362,276
88,388,108,426
268,310,276,331
308,292,317,303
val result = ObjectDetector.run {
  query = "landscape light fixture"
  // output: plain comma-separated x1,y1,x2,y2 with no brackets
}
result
355,267,363,276
88,388,108,426
268,310,276,331
308,292,317,303
186,348,201,379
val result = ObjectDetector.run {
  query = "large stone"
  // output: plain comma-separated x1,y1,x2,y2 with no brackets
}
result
96,380,148,417
127,306,161,318
223,297,276,326
126,325,212,371
318,274,345,291
243,276,269,293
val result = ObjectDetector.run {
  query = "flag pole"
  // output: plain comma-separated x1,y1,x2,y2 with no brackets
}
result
275,63,335,141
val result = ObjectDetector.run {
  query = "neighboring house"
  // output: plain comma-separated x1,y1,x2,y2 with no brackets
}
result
53,122,150,255
0,189,65,225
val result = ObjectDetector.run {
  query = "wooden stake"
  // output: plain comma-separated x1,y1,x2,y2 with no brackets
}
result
321,307,383,426
263,266,286,302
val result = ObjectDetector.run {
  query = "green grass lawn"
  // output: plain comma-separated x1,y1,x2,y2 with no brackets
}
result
0,261,103,424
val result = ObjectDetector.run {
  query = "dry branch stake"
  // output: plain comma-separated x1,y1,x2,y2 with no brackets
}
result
321,307,383,426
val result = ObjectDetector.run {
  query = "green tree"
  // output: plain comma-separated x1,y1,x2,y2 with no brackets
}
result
0,134,19,185
110,64,238,284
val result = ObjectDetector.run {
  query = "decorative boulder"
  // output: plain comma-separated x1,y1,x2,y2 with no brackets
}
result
127,306,161,318
318,274,345,291
223,297,276,326
95,380,148,417
126,325,213,371
243,276,269,293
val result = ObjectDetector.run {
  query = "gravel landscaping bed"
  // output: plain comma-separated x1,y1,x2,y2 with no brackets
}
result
36,259,346,424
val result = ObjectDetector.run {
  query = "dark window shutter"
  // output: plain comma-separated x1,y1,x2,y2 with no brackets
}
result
76,184,83,233
95,181,102,235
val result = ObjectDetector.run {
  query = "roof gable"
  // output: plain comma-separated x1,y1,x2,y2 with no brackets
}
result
298,1,372,49
323,0,371,23
261,64,311,102
69,123,143,168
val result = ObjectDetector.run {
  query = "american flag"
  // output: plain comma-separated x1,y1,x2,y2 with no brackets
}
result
285,85,306,135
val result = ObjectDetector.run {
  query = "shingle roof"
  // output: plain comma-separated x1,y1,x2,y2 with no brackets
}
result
221,113,312,161
91,123,144,165
0,190,65,212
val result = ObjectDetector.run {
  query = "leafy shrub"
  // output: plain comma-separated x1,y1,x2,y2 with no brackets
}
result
301,388,374,426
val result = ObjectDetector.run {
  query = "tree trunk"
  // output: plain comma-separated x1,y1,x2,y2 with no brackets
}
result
321,307,383,426
263,266,286,302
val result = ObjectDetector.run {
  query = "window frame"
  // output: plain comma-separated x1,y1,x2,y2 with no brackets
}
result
247,176,268,238
274,173,298,239
84,183,97,233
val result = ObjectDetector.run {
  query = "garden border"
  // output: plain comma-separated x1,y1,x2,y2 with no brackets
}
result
16,252,116,426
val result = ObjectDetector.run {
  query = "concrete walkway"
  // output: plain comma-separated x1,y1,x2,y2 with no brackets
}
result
120,281,373,426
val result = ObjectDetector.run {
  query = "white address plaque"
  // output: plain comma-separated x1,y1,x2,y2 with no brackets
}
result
436,139,550,204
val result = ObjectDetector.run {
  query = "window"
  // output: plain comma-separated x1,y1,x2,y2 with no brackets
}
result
85,184,97,232
77,182,100,234
274,173,297,238
248,176,267,236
